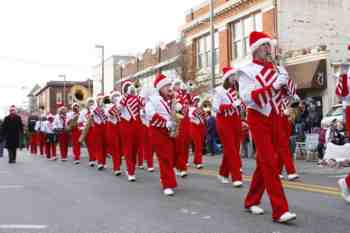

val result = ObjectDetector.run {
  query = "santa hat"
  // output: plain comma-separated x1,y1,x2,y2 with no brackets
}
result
249,31,276,53
122,80,133,94
192,95,200,103
47,113,54,119
96,93,104,100
110,90,121,98
72,103,79,108
222,66,237,81
86,97,95,104
154,73,172,91
9,105,16,113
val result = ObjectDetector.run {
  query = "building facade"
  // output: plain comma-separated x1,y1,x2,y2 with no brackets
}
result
27,84,41,114
34,80,93,114
182,0,350,114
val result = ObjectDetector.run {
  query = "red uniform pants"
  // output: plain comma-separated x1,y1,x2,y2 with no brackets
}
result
139,124,154,168
216,115,242,182
244,109,289,220
45,143,56,159
37,132,45,155
346,106,350,137
189,123,206,165
86,127,96,162
346,173,350,188
106,122,122,172
93,124,107,166
71,127,81,161
57,132,69,160
150,127,177,189
29,134,37,155
123,119,141,176
175,117,191,171
277,115,296,175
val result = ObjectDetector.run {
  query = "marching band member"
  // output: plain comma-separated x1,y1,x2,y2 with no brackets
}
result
93,93,109,170
213,67,242,187
43,113,57,160
188,96,207,169
105,90,123,176
238,31,296,223
28,117,38,155
119,80,144,181
173,80,192,177
139,87,155,172
53,106,69,161
336,44,350,203
35,115,46,156
146,73,177,196
67,103,84,165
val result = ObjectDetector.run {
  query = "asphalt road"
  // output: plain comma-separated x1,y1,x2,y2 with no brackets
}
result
0,150,349,233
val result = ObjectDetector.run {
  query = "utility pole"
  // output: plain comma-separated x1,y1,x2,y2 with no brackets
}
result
95,45,105,94
209,0,216,92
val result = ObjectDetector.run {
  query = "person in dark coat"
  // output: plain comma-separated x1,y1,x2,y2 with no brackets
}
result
0,119,5,158
2,105,23,163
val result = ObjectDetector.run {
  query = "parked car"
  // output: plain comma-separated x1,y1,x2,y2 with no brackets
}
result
321,104,344,127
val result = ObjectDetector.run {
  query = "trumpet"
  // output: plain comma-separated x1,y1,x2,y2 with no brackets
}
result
169,96,184,138
66,113,79,132
266,53,281,74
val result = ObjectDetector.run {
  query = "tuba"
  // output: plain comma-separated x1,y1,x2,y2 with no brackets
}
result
70,85,89,105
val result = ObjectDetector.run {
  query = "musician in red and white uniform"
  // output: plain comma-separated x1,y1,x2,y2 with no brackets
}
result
92,93,109,170
119,81,144,181
213,67,243,187
35,115,46,156
188,95,207,169
82,97,97,167
145,73,177,196
43,113,57,160
67,103,84,165
139,87,155,172
336,44,350,203
172,80,192,177
238,31,296,223
276,91,299,181
53,106,69,161
105,90,123,176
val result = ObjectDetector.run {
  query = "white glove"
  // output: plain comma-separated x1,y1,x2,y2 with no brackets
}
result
166,120,173,129
234,99,241,107
273,73,289,90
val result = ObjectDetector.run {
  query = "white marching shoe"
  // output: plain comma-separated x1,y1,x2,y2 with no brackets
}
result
277,212,297,223
97,164,104,170
247,206,264,215
279,174,284,179
163,188,175,196
61,158,68,162
147,167,155,172
128,175,136,182
176,170,188,178
338,178,350,203
287,173,299,181
114,170,122,176
233,181,243,188
73,160,80,165
89,161,96,167
217,175,229,184
138,165,145,169
195,164,203,169
50,157,57,161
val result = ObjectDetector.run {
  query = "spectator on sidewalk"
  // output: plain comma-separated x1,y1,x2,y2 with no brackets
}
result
206,111,219,156
329,120,346,146
317,122,328,162
2,106,23,163
0,119,5,158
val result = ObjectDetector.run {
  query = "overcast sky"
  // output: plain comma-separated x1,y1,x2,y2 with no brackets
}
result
0,0,204,117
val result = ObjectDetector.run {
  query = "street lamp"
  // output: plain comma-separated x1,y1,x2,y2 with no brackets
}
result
95,44,105,95
58,74,66,106
209,0,216,92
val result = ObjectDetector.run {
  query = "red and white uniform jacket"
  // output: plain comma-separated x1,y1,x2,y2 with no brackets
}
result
238,60,294,117
175,90,192,117
213,86,240,117
43,120,55,134
53,114,67,131
145,95,174,130
336,71,350,107
88,105,108,125
119,94,145,121
66,111,85,130
35,120,46,132
189,107,207,125
105,103,122,125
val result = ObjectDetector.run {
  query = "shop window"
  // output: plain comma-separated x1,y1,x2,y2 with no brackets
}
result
196,32,219,69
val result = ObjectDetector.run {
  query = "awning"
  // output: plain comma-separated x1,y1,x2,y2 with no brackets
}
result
285,59,327,90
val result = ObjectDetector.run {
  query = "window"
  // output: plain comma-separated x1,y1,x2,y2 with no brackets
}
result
196,32,219,69
231,12,262,60
56,92,62,105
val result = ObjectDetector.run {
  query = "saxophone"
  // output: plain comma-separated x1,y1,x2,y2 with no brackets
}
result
66,112,79,132
169,95,184,138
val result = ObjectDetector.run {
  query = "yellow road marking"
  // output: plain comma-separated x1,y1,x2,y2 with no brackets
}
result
188,168,341,198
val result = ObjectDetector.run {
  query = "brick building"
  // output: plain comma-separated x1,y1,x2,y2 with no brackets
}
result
182,0,350,114
34,80,93,114
27,84,41,114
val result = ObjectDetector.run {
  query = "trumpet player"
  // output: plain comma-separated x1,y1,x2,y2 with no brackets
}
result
53,106,69,161
336,44,350,204
213,67,242,187
105,90,123,176
119,80,144,182
67,103,84,165
145,73,177,196
188,96,207,169
238,31,296,223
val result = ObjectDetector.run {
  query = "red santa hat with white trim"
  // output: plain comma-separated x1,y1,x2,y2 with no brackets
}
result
71,102,79,109
47,113,54,119
154,73,172,91
249,31,276,53
222,66,238,82
96,93,104,101
110,89,121,98
121,80,133,94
